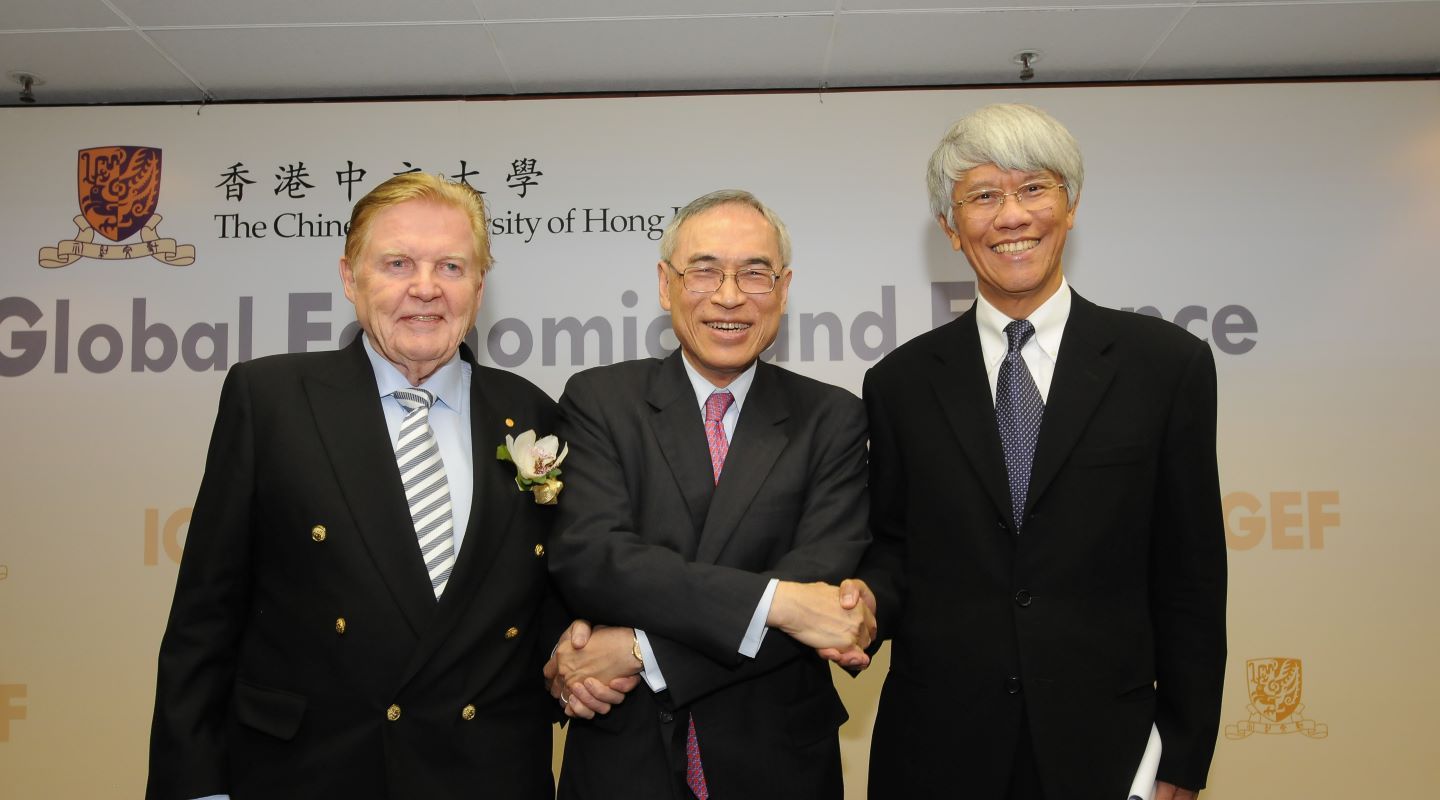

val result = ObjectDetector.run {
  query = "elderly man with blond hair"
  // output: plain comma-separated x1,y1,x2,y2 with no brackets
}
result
147,173,594,800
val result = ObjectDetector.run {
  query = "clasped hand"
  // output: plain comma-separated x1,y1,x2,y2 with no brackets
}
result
546,578,878,720
770,579,878,670
543,621,643,719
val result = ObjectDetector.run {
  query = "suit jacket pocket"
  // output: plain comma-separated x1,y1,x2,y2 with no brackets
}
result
782,685,848,746
1115,680,1157,702
233,679,307,741
1069,442,1146,467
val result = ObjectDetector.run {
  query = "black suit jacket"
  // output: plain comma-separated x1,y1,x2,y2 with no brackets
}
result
147,339,561,800
549,352,871,800
860,292,1226,800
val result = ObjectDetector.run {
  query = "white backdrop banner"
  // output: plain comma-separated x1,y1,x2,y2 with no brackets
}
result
1,80,1438,798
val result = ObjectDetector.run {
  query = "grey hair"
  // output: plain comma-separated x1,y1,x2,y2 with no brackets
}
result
926,103,1084,220
659,189,793,268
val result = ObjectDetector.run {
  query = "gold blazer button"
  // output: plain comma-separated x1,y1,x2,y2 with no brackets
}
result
386,704,402,721
533,543,545,557
311,525,327,542
461,704,477,721
334,617,346,635
504,626,519,640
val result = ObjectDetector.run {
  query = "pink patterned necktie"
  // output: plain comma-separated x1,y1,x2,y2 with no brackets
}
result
688,390,733,799
686,715,709,800
704,391,734,484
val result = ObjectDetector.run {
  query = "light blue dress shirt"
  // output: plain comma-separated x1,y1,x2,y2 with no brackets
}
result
362,335,474,552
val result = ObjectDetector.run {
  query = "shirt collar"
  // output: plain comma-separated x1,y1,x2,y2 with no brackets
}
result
679,352,756,415
362,333,466,413
975,277,1071,366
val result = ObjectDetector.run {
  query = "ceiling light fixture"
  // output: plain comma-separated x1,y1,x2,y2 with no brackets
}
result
1012,51,1042,82
9,71,44,104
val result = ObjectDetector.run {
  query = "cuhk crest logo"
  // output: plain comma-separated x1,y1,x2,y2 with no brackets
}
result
38,146,196,268
1225,657,1328,739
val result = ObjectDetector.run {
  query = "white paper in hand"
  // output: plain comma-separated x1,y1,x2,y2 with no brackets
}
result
1127,723,1162,800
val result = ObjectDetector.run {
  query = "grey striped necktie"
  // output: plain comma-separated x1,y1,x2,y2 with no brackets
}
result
392,388,456,599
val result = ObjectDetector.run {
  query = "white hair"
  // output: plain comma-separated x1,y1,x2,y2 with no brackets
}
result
926,103,1084,220
659,189,793,268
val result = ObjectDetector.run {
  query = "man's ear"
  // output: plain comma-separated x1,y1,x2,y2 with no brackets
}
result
657,261,674,311
1063,191,1080,230
774,268,793,314
936,213,963,251
340,257,358,303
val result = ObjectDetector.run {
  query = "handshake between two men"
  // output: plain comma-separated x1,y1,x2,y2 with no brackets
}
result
546,578,878,719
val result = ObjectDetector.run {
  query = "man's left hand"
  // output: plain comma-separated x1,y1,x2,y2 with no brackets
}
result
544,622,643,719
544,620,641,718
1154,781,1198,800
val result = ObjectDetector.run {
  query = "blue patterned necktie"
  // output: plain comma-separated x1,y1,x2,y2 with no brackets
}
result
995,320,1044,532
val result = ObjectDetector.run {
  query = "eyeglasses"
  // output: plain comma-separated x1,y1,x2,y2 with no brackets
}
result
665,261,781,295
953,181,1067,219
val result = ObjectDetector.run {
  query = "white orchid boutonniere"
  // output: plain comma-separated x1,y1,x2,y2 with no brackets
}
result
497,429,568,505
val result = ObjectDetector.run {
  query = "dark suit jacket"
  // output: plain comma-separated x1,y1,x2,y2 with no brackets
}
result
147,339,561,800
549,352,871,800
860,292,1226,800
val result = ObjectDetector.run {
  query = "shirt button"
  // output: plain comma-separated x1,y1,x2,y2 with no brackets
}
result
1006,676,1022,695
1014,589,1032,607
386,704,402,721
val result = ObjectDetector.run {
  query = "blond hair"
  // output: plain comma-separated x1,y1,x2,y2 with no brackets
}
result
344,173,493,274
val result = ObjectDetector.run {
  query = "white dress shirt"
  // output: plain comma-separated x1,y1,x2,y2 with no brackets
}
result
974,277,1072,405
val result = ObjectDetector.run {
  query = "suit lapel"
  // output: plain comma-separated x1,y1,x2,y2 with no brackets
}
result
695,362,790,564
926,311,1013,523
450,358,520,602
646,352,715,542
1027,293,1117,515
304,339,434,637
401,345,521,683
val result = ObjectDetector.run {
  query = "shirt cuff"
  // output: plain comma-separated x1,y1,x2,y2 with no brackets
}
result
634,629,667,693
739,578,778,658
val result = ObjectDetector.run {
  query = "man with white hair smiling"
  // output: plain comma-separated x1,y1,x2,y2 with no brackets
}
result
546,189,875,800
840,103,1227,800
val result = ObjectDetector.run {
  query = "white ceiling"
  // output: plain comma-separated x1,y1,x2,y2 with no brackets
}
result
2,0,1437,106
